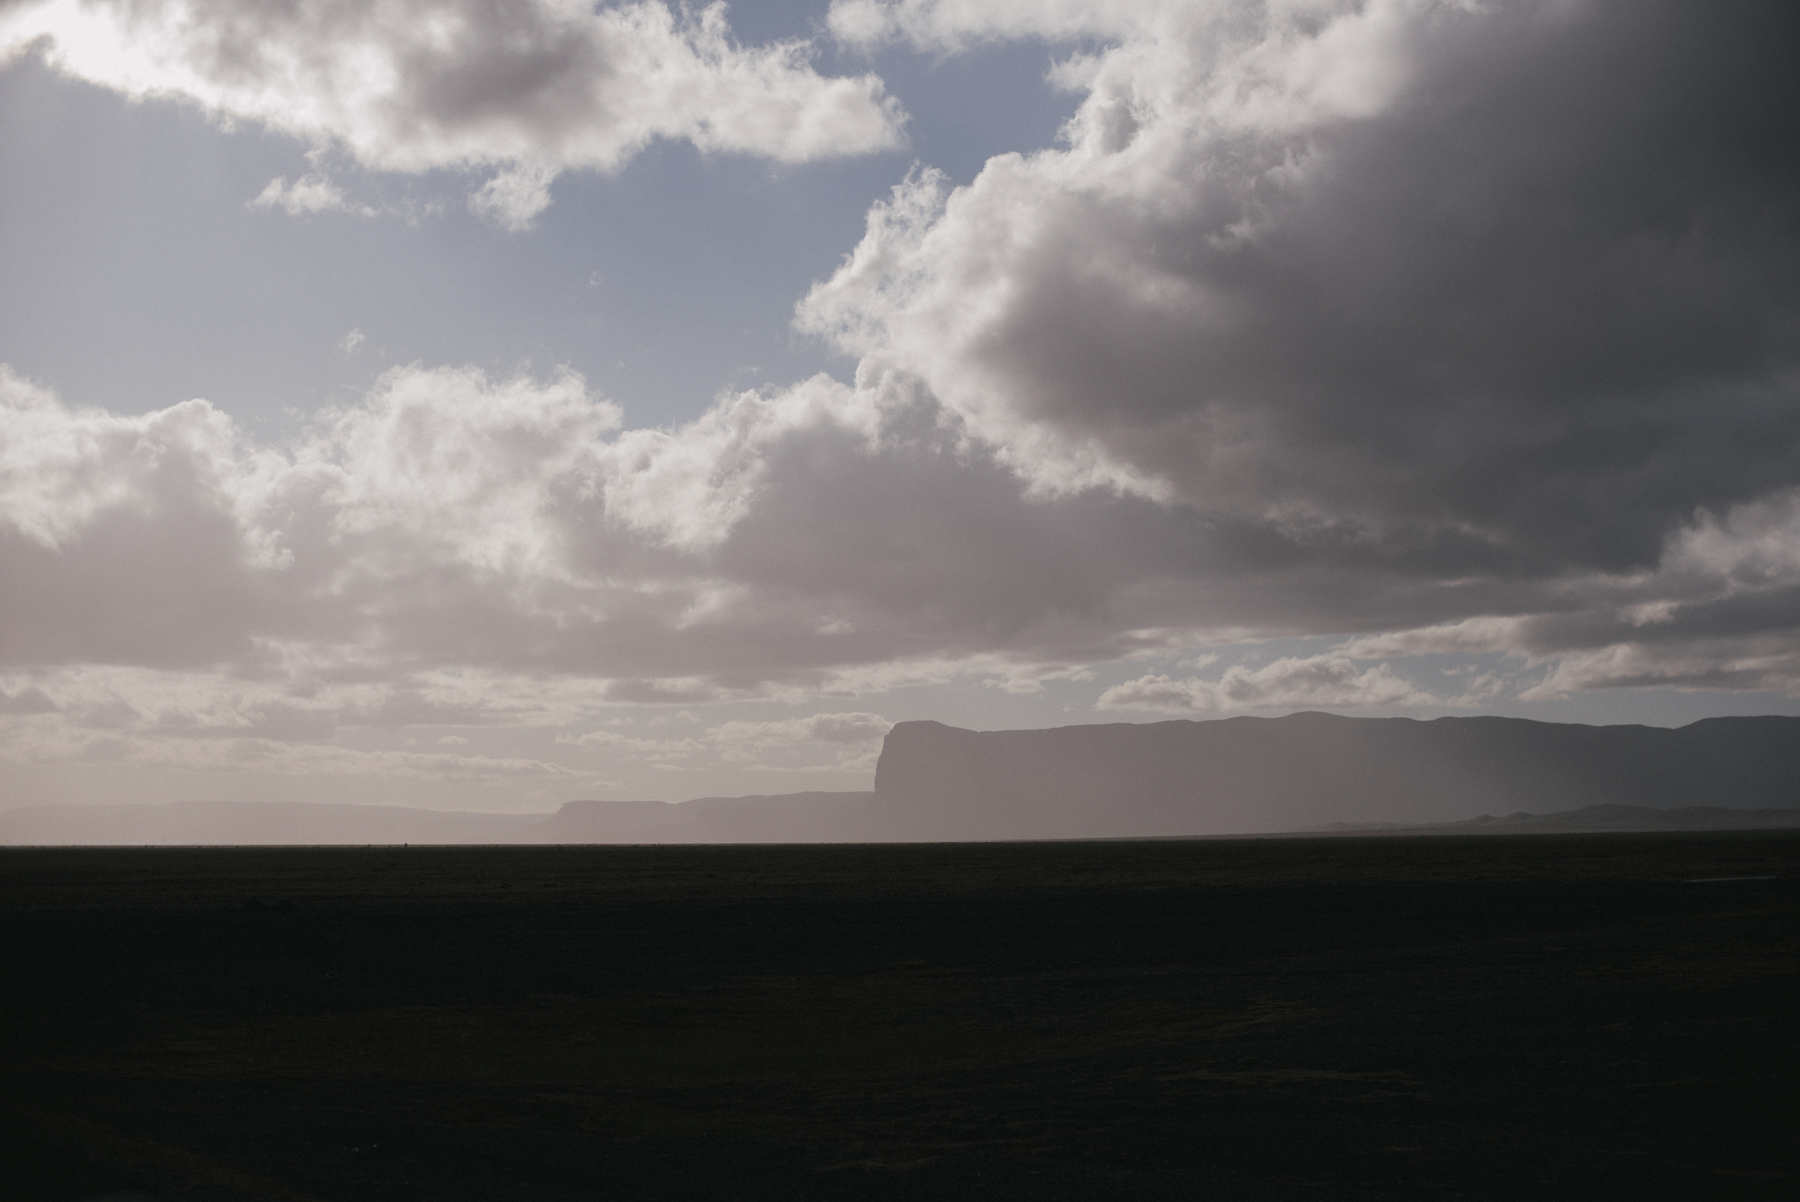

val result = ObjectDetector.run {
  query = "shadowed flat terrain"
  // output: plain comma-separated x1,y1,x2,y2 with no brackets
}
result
4,834,1797,1200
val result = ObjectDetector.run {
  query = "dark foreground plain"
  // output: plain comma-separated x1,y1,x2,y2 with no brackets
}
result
4,835,1797,1201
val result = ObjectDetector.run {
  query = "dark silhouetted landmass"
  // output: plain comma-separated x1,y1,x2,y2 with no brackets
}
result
873,712,1800,839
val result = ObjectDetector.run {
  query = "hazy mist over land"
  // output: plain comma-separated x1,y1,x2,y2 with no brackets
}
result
6,712,1795,844
2,1,1799,823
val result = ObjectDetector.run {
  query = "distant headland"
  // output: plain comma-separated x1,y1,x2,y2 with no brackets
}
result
4,712,1796,845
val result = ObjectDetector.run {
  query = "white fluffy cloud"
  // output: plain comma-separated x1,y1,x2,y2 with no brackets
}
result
1,0,905,227
0,360,998,731
250,174,375,218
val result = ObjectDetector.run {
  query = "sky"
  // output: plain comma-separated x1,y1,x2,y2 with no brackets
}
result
1,0,1797,814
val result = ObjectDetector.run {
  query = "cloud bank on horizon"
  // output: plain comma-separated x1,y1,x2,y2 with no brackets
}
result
1,0,1797,802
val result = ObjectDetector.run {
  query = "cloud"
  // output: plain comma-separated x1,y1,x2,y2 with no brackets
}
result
565,711,892,773
800,0,1800,693
104,738,588,782
1,354,1124,722
1335,617,1524,662
1,0,906,227
804,0,1800,565
712,710,892,747
1521,638,1800,699
467,164,558,232
827,0,1142,53
709,710,892,771
1326,490,1800,696
251,174,374,218
1097,655,1441,713
0,685,58,714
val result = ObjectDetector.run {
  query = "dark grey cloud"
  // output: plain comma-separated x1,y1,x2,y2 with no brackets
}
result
811,0,1800,576
797,0,1800,696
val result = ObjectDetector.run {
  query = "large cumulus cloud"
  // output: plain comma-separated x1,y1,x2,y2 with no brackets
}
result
800,0,1800,699
0,0,905,227
809,0,1799,556
0,356,1182,782
0,360,1179,701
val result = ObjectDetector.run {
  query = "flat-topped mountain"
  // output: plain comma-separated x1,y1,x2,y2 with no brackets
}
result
871,712,1800,840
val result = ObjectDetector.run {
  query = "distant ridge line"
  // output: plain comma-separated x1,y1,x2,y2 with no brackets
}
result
871,712,1800,840
3,713,1796,844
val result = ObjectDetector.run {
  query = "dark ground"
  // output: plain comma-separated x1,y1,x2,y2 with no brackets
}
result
2,833,1796,1201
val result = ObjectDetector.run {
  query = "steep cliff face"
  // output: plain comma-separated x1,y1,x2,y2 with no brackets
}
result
872,713,1800,840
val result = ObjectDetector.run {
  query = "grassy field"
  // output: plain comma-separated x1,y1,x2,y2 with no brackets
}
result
3,832,1797,1200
